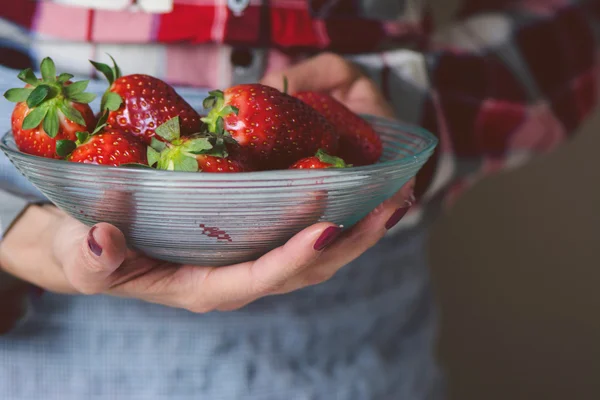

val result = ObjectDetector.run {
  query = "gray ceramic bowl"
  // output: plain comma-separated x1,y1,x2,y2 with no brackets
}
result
1,115,437,266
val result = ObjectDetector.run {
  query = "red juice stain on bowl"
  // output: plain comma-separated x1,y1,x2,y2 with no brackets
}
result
199,224,232,242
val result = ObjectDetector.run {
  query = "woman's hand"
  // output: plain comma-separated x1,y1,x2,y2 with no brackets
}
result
0,53,414,313
262,52,395,119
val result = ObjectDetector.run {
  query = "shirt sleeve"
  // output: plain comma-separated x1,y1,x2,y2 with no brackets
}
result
351,0,600,207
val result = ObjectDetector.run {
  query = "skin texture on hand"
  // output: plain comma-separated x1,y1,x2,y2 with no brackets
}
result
0,53,415,314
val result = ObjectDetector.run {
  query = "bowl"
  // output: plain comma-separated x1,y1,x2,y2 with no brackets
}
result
1,115,437,266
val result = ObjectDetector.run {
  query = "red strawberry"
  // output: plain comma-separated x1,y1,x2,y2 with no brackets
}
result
294,92,382,166
290,149,348,169
147,117,251,173
201,84,338,169
66,130,147,167
4,57,97,159
90,57,202,145
195,155,248,173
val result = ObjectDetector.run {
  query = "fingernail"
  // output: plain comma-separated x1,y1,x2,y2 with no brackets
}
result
314,226,342,251
385,208,409,230
87,226,103,257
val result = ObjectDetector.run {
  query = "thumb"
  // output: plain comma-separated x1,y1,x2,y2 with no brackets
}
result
56,222,127,294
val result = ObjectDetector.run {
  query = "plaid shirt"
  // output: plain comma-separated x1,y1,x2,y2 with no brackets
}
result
1,0,600,329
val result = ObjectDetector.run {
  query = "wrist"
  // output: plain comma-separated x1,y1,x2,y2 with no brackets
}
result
0,204,62,280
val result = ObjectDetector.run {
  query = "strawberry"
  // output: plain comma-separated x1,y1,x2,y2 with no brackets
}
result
290,149,348,169
294,92,382,166
201,84,338,169
3,57,97,158
65,130,147,167
90,57,203,145
147,117,251,173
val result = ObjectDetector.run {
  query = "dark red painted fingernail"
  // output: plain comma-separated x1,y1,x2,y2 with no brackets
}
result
87,226,103,257
385,208,409,230
314,226,342,251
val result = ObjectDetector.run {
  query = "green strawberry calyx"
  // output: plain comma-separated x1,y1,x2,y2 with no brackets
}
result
200,90,239,135
55,123,108,159
147,116,230,172
3,57,97,138
315,149,349,168
89,54,124,122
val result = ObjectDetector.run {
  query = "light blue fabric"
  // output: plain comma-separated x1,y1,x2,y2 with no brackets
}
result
0,66,444,399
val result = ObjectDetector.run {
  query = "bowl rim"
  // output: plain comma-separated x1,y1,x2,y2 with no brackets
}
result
1,115,438,182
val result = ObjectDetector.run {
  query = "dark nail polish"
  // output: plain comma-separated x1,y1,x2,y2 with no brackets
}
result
314,226,342,251
87,226,103,257
385,208,409,230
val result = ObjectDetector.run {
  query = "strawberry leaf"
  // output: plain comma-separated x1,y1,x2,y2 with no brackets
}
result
315,149,348,168
150,137,167,152
70,92,97,104
3,88,33,103
203,97,216,109
220,105,238,116
57,73,74,83
282,76,289,94
91,123,106,135
43,106,60,138
96,110,109,129
101,92,122,111
59,102,86,126
76,131,89,144
181,138,213,154
17,68,39,86
147,147,161,167
26,85,50,108
171,153,199,172
56,140,77,158
155,117,181,142
40,58,56,82
108,54,122,79
208,90,224,99
64,80,89,97
90,60,115,84
215,117,224,135
22,104,49,130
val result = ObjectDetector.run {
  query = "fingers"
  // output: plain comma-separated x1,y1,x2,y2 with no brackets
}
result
56,222,128,294
343,77,396,118
296,179,415,284
114,222,341,313
261,52,361,94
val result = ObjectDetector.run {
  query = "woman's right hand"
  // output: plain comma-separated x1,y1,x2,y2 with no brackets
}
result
0,178,413,313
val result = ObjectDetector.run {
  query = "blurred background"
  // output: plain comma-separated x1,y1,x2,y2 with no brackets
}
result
429,2,600,399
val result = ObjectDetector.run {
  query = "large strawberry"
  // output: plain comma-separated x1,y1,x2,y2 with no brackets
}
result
64,130,147,167
290,149,348,169
3,58,97,158
294,92,382,166
90,57,203,145
201,84,338,169
147,117,251,173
